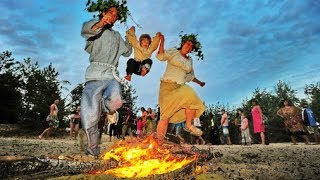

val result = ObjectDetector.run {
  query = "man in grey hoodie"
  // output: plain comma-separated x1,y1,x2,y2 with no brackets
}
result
80,6,132,157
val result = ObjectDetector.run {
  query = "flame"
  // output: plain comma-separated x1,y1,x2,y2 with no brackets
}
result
99,136,197,178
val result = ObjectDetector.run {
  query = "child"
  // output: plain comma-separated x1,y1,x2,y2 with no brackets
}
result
124,26,161,81
136,117,145,138
238,109,251,145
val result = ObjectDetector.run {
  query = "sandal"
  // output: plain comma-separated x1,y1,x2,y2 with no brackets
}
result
185,125,203,136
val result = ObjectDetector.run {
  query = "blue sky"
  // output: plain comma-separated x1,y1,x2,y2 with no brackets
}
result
1,0,320,109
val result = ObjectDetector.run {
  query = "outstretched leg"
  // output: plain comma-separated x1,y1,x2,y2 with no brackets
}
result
185,108,203,136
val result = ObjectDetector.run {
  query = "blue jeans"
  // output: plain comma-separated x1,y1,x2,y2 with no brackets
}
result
80,79,123,156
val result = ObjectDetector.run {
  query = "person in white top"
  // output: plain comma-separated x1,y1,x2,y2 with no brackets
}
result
105,111,119,142
155,33,206,142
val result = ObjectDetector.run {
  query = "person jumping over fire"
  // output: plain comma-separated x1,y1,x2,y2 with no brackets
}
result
81,0,132,157
155,32,206,142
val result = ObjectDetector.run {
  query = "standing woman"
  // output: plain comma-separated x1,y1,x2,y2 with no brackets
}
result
250,99,266,145
145,107,156,135
69,106,81,140
155,33,206,141
277,99,309,144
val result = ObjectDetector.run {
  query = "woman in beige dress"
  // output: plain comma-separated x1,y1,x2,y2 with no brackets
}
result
156,33,205,141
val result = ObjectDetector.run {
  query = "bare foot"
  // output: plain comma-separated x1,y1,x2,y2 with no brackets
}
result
124,75,131,81
141,67,147,77
38,135,43,139
185,125,203,136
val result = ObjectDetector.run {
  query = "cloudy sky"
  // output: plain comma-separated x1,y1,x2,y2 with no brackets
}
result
1,0,320,109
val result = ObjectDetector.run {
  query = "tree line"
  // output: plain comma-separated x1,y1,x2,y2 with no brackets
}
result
0,51,137,131
1,50,319,142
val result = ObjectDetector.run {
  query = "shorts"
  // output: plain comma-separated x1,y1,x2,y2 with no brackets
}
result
222,126,229,137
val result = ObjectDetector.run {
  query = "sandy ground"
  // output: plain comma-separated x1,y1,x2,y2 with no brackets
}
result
0,124,320,179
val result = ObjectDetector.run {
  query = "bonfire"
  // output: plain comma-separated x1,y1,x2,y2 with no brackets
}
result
91,135,199,178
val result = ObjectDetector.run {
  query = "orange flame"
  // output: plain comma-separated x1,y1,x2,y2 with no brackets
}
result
100,136,197,178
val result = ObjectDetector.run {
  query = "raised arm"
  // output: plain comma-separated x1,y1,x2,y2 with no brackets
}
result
156,34,167,61
119,32,133,57
148,32,161,52
126,26,140,48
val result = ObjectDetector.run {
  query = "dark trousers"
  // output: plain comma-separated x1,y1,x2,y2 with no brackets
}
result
126,58,152,75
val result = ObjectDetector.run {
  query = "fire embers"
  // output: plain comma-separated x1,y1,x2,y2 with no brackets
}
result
95,135,198,178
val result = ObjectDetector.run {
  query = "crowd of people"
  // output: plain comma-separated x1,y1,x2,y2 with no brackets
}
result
39,97,320,149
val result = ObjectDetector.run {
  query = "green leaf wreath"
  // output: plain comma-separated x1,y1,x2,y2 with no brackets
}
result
179,33,204,60
85,0,129,24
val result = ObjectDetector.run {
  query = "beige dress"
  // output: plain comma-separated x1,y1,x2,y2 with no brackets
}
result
156,48,205,123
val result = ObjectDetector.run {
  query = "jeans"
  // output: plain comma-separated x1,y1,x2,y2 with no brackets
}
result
80,79,123,156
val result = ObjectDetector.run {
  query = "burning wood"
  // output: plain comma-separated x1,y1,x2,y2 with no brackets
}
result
0,136,216,179
90,135,211,178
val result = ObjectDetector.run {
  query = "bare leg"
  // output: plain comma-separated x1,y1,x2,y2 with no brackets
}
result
156,119,169,140
185,108,195,128
46,127,54,138
39,127,53,139
199,136,206,145
185,108,203,136
74,124,79,140
260,132,266,145
290,136,297,145
70,123,75,139
227,137,232,145
302,135,310,144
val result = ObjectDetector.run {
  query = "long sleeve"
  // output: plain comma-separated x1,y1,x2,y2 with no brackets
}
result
148,35,160,52
120,34,133,57
126,28,140,49
185,69,195,82
81,19,101,39
156,49,172,61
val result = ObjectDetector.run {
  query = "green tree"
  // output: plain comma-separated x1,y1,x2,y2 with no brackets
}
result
0,51,23,123
275,80,299,105
19,58,69,129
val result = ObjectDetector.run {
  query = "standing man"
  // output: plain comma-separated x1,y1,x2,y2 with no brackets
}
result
122,105,134,139
81,1,132,157
221,109,232,145
39,99,59,139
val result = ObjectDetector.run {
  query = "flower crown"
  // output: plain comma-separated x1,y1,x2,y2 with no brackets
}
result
85,0,129,24
179,33,204,60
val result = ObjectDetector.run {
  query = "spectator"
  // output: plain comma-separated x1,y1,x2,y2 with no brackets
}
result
220,109,232,145
250,99,266,145
277,99,310,145
301,102,320,144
